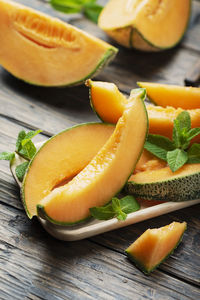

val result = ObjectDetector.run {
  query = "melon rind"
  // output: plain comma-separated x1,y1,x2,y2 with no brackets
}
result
126,222,187,274
126,165,200,201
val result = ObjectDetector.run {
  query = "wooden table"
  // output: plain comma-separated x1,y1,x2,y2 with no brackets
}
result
0,1,200,299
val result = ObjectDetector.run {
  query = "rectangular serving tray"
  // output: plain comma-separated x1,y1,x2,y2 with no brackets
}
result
11,142,200,241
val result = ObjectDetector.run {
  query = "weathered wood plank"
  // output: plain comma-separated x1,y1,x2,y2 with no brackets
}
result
0,205,200,300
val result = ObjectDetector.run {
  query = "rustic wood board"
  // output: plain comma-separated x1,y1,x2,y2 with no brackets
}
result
0,0,200,299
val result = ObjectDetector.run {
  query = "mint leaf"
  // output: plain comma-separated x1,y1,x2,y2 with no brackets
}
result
18,140,36,160
0,151,15,161
187,128,200,141
119,195,140,214
90,203,115,220
144,134,175,161
173,111,191,149
16,130,26,151
176,111,191,132
15,161,29,182
84,3,103,23
90,196,140,221
187,144,200,163
112,198,127,220
167,149,188,172
21,130,42,147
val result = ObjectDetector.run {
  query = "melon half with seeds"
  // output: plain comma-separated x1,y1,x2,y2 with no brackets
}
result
0,0,117,86
98,0,191,51
126,222,187,274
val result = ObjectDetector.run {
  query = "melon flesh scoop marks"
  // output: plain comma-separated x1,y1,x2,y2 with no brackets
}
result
37,89,148,225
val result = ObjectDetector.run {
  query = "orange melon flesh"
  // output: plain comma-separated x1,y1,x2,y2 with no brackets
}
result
129,163,200,184
37,89,148,225
147,105,200,143
126,221,187,274
98,0,190,49
88,80,126,123
22,123,114,218
138,82,200,109
0,0,117,86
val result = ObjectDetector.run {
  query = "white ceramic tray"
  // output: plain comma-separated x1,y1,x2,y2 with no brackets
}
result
11,143,200,241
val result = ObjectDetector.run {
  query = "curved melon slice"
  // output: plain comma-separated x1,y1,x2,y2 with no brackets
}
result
126,221,187,274
0,0,117,86
22,123,114,218
37,88,148,225
127,163,200,201
138,82,200,109
98,0,190,51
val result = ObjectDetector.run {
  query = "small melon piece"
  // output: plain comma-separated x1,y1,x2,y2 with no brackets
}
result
126,221,187,274
147,105,200,144
127,163,200,201
98,0,190,51
138,82,200,109
87,79,126,123
0,0,117,86
37,89,148,225
22,123,114,218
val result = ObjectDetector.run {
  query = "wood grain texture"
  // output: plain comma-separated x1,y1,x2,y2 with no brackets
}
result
0,0,200,299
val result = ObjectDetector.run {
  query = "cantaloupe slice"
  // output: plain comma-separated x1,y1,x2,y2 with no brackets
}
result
98,0,190,51
0,0,117,86
37,88,148,225
89,80,200,143
22,123,114,218
138,82,200,109
126,221,187,274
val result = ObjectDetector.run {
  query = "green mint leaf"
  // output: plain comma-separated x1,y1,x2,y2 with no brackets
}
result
144,134,175,161
173,111,191,149
21,129,42,147
50,0,83,13
187,144,200,163
119,195,140,214
19,140,36,160
84,3,103,23
15,161,29,182
16,130,26,151
0,151,15,161
90,203,115,220
187,128,200,142
176,111,191,132
112,197,127,220
167,149,188,172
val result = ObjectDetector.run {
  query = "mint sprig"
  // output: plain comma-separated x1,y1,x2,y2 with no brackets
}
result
144,111,200,172
0,129,42,182
90,195,140,221
49,0,103,23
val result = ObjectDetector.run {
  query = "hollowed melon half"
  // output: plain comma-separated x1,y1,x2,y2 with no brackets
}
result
126,221,187,274
138,82,200,109
98,0,190,51
37,89,148,225
22,123,114,218
0,0,117,86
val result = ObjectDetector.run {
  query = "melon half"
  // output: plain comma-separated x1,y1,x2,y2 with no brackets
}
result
98,0,191,51
0,0,117,86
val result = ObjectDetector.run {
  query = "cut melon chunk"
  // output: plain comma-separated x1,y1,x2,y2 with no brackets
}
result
37,89,148,225
127,163,200,201
22,123,114,218
0,0,117,86
98,0,190,51
126,221,187,274
138,82,200,109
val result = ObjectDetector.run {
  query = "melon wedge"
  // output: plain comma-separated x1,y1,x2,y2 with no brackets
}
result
37,89,148,225
138,82,200,109
0,0,117,86
98,0,190,51
127,163,200,201
22,123,114,218
126,221,187,274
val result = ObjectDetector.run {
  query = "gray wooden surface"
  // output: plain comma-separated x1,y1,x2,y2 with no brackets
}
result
0,1,200,299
